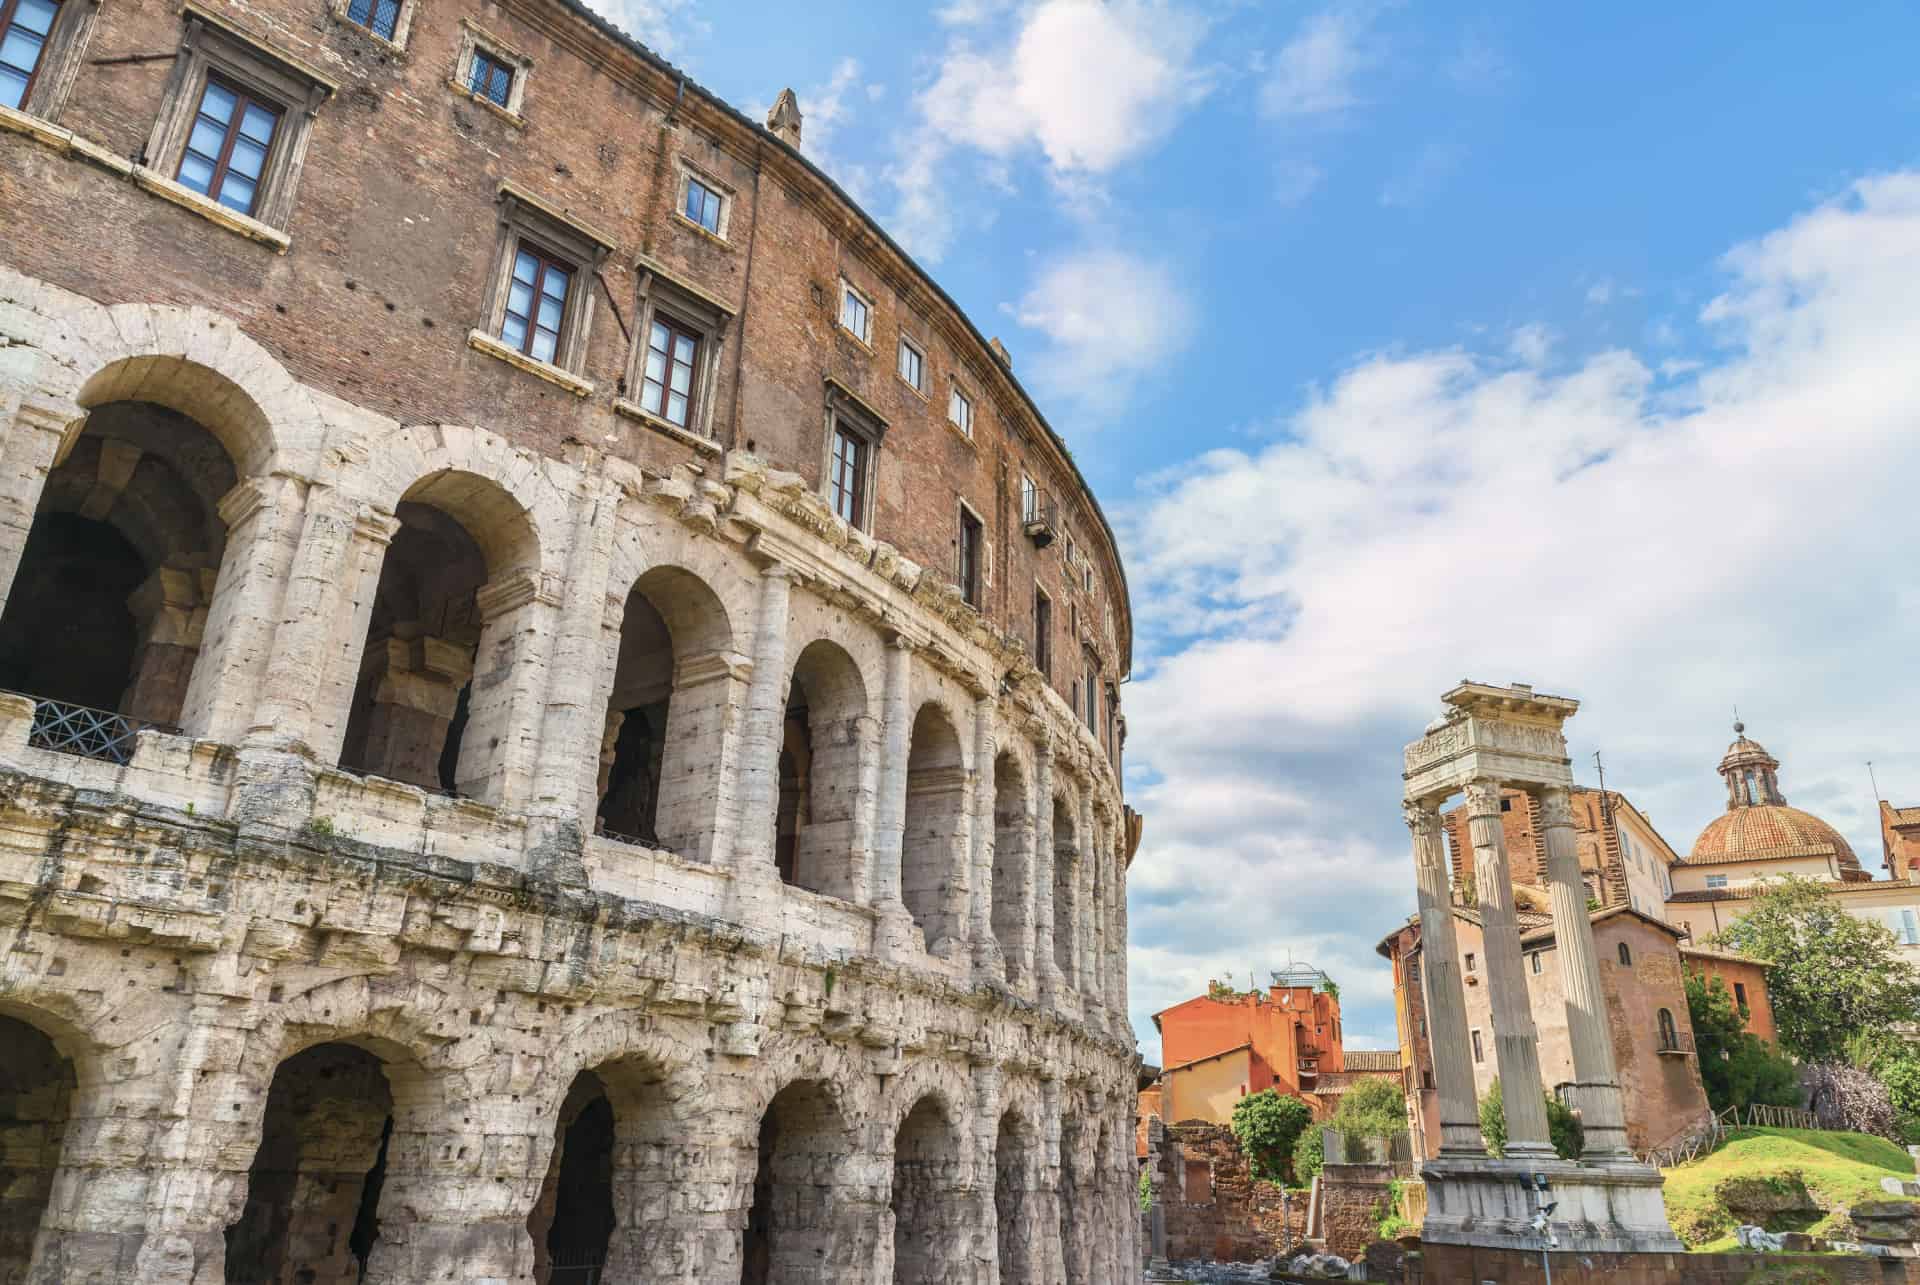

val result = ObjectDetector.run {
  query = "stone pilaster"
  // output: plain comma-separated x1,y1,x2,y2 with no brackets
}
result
731,560,795,875
1465,780,1554,1158
1077,791,1100,1017
309,505,400,764
1538,784,1634,1160
969,691,1002,978
244,485,349,750
1406,799,1487,1156
529,479,618,817
1033,732,1064,1006
0,404,64,621
871,633,917,954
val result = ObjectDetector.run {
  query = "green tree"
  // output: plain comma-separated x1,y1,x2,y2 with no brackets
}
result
1292,1123,1324,1184
1477,1077,1583,1160
1230,1089,1313,1185
1684,972,1799,1112
1330,1077,1407,1139
1710,876,1920,1063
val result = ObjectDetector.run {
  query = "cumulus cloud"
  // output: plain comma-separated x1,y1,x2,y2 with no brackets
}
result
1260,7,1373,119
1011,249,1194,415
1123,173,1920,1062
584,0,704,58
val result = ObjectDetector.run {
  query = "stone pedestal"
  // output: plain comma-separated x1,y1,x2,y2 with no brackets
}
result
1419,1155,1683,1253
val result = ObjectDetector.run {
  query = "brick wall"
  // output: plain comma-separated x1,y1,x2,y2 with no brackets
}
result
1148,1120,1306,1263
1316,1161,1397,1261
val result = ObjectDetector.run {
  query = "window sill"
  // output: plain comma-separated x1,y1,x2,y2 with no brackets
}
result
837,325,874,355
332,14,411,58
614,398,722,455
673,211,734,250
943,417,977,449
467,329,595,396
446,79,525,128
133,170,293,253
896,374,929,403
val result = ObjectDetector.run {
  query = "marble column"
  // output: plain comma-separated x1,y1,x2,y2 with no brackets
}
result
1077,792,1100,1016
1539,784,1635,1160
1033,731,1063,1005
528,481,616,814
731,561,794,874
969,692,1002,977
870,636,916,959
1465,780,1554,1158
1106,837,1127,1031
1405,799,1487,1156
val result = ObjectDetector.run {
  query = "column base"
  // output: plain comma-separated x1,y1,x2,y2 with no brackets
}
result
28,1228,225,1285
872,899,922,960
363,1217,533,1284
1419,1155,1683,1254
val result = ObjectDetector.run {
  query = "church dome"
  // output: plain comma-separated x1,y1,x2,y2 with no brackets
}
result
1686,723,1865,879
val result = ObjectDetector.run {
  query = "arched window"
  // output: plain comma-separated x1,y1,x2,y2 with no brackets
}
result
1657,1007,1678,1051
1616,941,1633,967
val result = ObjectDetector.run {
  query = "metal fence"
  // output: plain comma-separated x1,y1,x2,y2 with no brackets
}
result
19,695,174,765
1641,1102,1819,1168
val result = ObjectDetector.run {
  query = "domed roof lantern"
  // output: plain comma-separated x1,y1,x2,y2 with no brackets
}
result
1718,719,1784,811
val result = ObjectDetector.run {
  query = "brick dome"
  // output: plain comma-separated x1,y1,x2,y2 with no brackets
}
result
1686,722,1866,878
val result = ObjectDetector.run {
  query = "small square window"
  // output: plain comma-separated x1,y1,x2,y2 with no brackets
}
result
1464,952,1476,973
898,337,925,393
1705,873,1728,890
948,384,973,437
176,76,282,218
684,173,724,234
469,47,512,106
344,0,401,41
840,283,871,344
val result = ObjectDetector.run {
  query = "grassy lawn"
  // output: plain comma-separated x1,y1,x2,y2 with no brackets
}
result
1663,1126,1918,1248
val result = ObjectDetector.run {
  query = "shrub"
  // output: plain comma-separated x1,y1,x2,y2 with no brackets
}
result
1231,1089,1314,1185
1292,1122,1324,1184
1478,1077,1583,1160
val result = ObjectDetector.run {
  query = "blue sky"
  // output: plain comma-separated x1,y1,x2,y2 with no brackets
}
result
605,1,1920,1064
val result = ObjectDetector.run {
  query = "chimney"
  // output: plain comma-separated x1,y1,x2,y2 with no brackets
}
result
989,337,1013,369
766,88,802,148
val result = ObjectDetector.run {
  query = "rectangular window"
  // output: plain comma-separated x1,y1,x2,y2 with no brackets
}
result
829,426,867,527
1529,951,1542,974
1733,982,1748,1011
0,0,58,110
1464,952,1476,973
176,77,282,217
1021,474,1038,522
468,46,512,106
1033,587,1051,679
1903,909,1920,945
345,0,400,41
1705,873,1728,890
1470,1029,1484,1064
684,174,723,234
640,314,701,427
949,385,973,437
840,283,870,343
1407,959,1420,986
897,337,924,392
501,243,573,365
1084,669,1098,730
957,506,983,607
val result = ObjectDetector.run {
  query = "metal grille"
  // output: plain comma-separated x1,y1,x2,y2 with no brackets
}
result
599,826,659,849
549,1255,604,1284
21,696,172,765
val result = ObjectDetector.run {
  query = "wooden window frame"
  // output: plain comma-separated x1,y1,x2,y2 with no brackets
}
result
820,379,887,532
619,257,734,445
468,46,512,106
174,75,282,217
948,382,973,438
0,0,96,121
143,7,332,232
636,312,702,427
475,182,611,380
957,502,984,607
500,240,574,362
839,280,872,345
829,427,867,528
897,335,926,394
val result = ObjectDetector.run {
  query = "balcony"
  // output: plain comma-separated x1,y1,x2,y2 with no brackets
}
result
1657,1029,1695,1057
1022,488,1059,547
13,693,176,766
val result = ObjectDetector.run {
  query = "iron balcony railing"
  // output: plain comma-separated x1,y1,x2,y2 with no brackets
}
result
15,695,176,766
1022,486,1059,546
1656,1028,1696,1057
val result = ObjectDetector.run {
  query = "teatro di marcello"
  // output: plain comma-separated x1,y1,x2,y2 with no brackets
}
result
0,0,1140,1277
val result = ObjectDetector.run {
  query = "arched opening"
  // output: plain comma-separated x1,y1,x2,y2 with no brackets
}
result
1658,1007,1679,1052
902,703,967,954
890,1095,961,1282
742,1080,848,1284
993,1110,1038,1284
225,1042,394,1284
1053,798,1077,978
1058,1113,1088,1284
0,402,237,737
528,1073,616,1284
599,566,732,860
338,501,487,792
0,1015,76,1276
777,640,869,899
1617,941,1633,968
991,751,1031,984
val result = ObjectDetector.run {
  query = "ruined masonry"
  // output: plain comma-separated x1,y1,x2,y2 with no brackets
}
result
0,0,1139,1275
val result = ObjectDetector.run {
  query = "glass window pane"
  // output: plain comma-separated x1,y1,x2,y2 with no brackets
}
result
199,80,237,124
669,362,691,395
667,393,687,424
217,173,257,214
536,296,563,332
643,349,666,383
673,334,695,364
347,0,372,24
226,136,268,181
649,321,669,352
488,65,511,105
531,328,557,364
16,0,57,36
642,377,664,410
186,116,228,158
541,268,569,302
500,312,528,351
238,103,277,146
1,28,43,78
512,250,538,286
506,279,534,321
176,150,216,194
0,65,26,110
371,0,399,37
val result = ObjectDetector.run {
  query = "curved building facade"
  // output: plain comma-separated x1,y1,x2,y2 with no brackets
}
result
0,1,1137,1280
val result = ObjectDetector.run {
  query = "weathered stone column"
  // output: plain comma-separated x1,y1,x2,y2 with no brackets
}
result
244,484,350,750
969,691,1002,978
872,633,913,906
731,560,795,874
1539,784,1634,1160
969,1062,1003,1284
0,404,65,619
528,479,617,816
1405,799,1487,1156
1465,779,1554,1158
308,505,400,764
1077,792,1101,1015
1034,731,1063,1004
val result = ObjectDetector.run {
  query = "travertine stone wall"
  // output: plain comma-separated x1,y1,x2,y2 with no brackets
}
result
0,278,1138,1284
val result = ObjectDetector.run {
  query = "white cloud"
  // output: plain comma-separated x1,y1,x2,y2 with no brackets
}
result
1123,172,1920,1061
1507,322,1556,366
1011,249,1193,414
1260,8,1373,119
584,0,704,57
1274,158,1326,207
918,0,1210,174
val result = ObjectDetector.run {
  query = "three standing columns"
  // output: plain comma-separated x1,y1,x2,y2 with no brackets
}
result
1539,784,1634,1160
1404,800,1489,1156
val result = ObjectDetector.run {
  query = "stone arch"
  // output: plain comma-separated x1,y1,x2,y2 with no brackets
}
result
993,1100,1043,1285
0,1011,79,1282
778,637,873,900
741,1075,868,1285
337,465,545,804
888,1092,965,1284
903,700,969,955
597,562,738,860
991,744,1033,985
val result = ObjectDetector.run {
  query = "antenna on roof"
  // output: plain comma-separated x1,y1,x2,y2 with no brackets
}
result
1734,706,1744,736
1869,760,1883,802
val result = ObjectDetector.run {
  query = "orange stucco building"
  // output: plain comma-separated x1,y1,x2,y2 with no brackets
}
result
1150,968,1348,1127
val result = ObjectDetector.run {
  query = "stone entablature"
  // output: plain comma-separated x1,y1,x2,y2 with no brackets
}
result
0,275,1138,1282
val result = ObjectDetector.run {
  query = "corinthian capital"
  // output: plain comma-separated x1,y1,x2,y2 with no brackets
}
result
1537,785,1574,829
1463,780,1504,816
1402,799,1440,836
